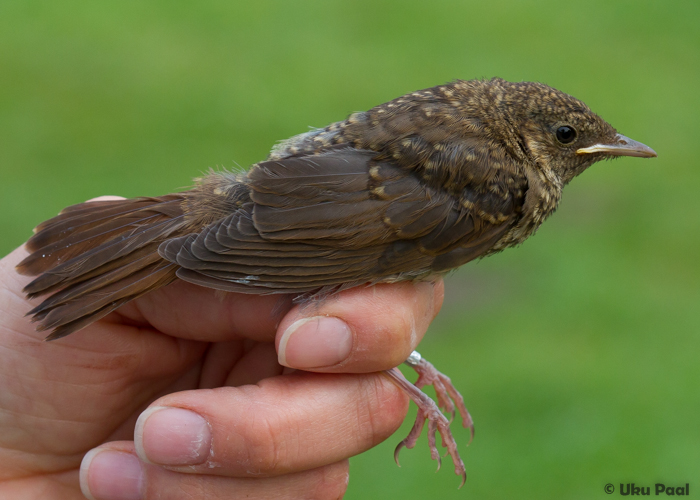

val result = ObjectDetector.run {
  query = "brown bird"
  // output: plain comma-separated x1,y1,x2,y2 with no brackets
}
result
16,78,656,485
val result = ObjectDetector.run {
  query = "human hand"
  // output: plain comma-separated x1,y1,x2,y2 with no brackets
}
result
0,238,444,499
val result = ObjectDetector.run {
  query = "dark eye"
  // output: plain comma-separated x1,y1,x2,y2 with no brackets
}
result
556,125,577,144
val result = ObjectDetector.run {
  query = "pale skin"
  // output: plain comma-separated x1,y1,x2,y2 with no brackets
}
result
0,198,445,500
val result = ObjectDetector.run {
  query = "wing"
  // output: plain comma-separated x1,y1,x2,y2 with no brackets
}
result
160,148,519,294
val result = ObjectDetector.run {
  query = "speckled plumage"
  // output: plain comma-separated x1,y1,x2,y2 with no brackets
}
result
18,77,654,341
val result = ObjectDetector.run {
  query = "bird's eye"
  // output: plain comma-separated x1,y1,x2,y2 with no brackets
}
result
556,125,577,144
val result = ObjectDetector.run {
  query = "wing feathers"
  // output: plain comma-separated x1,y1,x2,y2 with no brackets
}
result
164,149,517,292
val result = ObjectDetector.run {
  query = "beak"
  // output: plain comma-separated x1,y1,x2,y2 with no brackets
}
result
577,134,657,158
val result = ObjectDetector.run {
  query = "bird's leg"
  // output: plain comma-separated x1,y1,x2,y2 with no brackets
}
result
383,351,473,488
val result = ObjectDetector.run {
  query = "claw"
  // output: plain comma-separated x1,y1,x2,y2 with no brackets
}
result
459,471,467,489
394,442,405,467
435,455,442,472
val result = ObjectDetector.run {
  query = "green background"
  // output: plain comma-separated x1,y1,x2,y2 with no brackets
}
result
1,1,698,498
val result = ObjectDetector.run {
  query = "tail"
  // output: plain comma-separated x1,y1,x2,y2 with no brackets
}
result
16,195,190,340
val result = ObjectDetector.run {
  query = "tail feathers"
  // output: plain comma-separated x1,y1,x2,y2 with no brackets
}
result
27,199,158,250
19,196,185,277
21,215,184,296
27,244,163,315
17,195,189,339
27,196,184,250
40,261,178,341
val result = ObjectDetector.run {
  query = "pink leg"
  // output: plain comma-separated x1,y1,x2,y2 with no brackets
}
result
383,351,473,488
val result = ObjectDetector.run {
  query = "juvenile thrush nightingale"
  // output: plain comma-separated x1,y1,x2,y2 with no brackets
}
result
17,78,657,485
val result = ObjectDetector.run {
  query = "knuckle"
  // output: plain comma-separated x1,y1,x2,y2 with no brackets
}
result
373,377,409,439
239,411,285,473
358,375,408,446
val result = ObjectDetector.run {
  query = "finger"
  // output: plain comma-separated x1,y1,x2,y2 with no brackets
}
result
120,280,295,342
1,246,36,334
276,280,444,372
86,195,126,202
199,341,284,389
133,371,408,477
81,442,349,500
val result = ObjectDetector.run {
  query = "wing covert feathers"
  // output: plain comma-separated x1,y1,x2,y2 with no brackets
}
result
164,150,517,293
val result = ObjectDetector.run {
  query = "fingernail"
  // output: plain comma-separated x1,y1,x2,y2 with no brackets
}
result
135,407,211,466
80,449,143,500
278,316,353,368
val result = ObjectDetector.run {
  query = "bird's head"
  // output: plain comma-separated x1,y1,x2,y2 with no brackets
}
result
480,79,657,185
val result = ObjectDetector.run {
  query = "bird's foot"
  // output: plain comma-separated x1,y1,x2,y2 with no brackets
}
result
383,352,473,488
405,351,474,440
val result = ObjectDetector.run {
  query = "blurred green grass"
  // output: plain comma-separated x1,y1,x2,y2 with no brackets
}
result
1,1,698,497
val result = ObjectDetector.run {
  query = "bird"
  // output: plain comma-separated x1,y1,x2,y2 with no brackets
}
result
16,77,657,485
